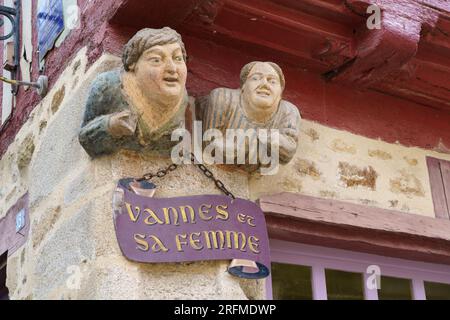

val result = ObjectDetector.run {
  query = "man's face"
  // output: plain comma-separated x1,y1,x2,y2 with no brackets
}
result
131,42,187,102
242,62,282,111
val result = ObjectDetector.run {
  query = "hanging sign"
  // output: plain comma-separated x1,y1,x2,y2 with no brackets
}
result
113,179,271,279
37,0,65,61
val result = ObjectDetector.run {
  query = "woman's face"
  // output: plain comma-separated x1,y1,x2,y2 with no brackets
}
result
242,62,282,111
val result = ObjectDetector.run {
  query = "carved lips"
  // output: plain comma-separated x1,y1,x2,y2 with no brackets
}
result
256,87,272,97
163,76,180,87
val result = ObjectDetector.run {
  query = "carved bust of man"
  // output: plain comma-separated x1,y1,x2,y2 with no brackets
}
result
197,61,301,170
79,27,189,158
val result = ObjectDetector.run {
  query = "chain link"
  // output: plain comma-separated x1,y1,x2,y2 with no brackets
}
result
136,153,236,200
137,163,178,181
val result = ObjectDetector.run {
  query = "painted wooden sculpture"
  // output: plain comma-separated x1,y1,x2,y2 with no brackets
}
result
196,61,301,172
79,27,189,157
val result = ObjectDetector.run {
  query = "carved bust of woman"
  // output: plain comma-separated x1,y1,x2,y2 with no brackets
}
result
197,61,301,172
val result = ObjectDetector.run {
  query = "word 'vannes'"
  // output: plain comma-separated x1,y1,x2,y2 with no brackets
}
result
125,202,261,254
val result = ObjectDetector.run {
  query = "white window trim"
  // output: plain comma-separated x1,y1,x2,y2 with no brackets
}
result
268,239,450,300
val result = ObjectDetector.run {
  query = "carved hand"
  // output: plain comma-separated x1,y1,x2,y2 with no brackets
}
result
108,110,138,138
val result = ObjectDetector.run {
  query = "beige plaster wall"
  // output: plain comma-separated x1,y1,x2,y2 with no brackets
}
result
250,121,450,217
0,47,449,299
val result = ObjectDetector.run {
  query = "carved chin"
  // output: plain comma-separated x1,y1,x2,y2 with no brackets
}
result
162,82,182,93
251,96,275,109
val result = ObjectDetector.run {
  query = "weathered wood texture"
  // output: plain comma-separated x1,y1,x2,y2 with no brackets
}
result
333,0,441,86
259,192,450,265
427,157,450,219
441,160,450,215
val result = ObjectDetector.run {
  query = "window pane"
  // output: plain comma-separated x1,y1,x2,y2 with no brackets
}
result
271,263,313,300
378,276,412,300
425,281,450,300
325,269,364,300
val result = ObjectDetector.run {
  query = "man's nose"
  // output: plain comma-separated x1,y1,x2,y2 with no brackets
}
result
259,78,270,87
165,59,176,73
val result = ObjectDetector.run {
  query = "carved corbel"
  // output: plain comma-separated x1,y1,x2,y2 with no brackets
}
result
324,0,440,86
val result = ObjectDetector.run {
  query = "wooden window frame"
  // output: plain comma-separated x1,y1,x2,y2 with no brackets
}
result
259,192,450,299
267,239,450,300
427,157,450,219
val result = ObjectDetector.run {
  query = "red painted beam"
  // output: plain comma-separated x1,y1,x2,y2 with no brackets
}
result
184,0,450,111
110,0,204,29
326,0,440,86
374,61,450,111
260,192,450,265
273,0,363,26
416,0,450,13
183,0,356,72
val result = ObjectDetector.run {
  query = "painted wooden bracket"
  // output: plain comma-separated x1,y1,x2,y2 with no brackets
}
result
324,0,440,86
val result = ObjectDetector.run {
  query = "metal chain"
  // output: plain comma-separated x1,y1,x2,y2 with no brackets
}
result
136,153,236,200
136,163,178,181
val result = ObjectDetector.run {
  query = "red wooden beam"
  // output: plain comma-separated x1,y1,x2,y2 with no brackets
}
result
259,192,450,265
110,0,205,29
416,0,450,13
325,0,441,86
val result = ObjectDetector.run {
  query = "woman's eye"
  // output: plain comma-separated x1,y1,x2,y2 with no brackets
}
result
150,57,161,63
251,75,261,81
174,56,184,62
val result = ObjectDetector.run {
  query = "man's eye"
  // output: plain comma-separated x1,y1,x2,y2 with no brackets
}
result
174,56,184,62
269,79,278,85
150,57,161,63
251,75,261,81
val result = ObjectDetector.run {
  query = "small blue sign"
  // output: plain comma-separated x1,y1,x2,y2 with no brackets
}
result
15,209,25,233
37,0,65,61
